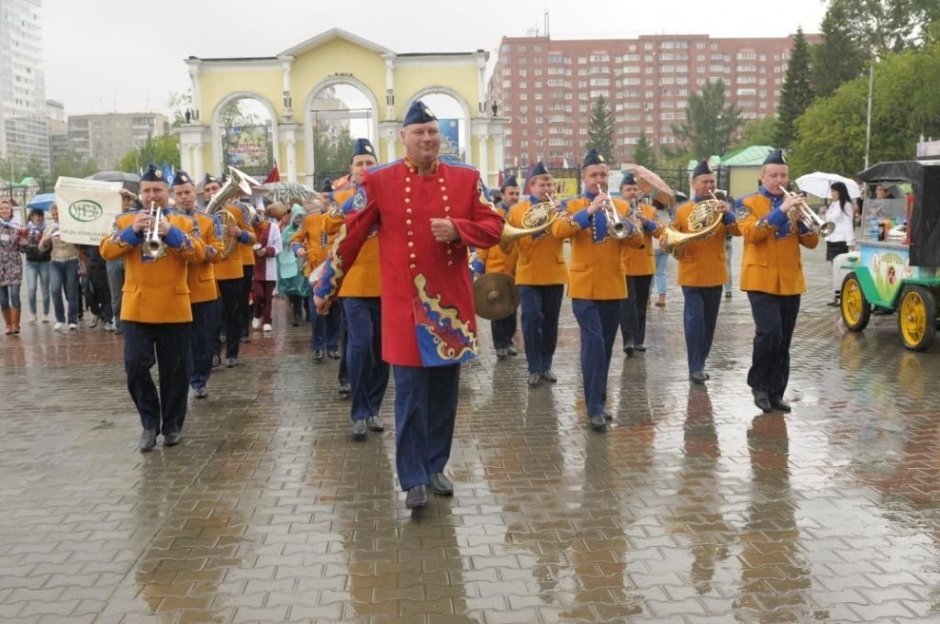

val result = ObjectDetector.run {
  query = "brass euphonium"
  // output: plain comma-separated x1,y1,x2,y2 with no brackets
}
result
206,167,253,259
661,191,725,252
498,193,560,253
142,201,166,259
779,187,836,237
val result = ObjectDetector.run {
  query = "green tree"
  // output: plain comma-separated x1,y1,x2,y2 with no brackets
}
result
671,79,743,158
735,117,779,148
51,150,98,181
775,28,815,148
631,131,659,169
829,0,940,54
787,43,940,176
585,96,614,164
313,125,355,181
117,135,181,173
813,2,867,97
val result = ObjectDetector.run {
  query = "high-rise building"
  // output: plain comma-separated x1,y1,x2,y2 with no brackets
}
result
488,33,817,170
0,0,49,170
67,112,170,170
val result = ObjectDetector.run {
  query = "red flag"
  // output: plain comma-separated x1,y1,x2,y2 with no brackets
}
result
263,162,280,183
498,170,505,187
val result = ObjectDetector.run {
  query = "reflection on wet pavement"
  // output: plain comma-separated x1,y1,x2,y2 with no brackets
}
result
2,243,940,622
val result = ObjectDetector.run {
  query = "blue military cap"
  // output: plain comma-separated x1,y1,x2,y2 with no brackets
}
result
692,159,713,178
140,164,166,183
500,175,518,191
527,162,549,179
352,138,376,158
403,99,437,126
582,149,606,168
202,173,219,187
171,170,193,186
763,149,787,165
620,173,637,186
320,178,334,193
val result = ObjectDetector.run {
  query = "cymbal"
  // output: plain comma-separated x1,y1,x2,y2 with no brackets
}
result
623,164,676,207
473,272,519,320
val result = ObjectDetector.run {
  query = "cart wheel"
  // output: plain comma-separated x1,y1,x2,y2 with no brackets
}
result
841,273,871,332
898,285,937,352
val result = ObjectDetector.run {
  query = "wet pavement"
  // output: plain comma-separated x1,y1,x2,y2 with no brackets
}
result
3,239,940,623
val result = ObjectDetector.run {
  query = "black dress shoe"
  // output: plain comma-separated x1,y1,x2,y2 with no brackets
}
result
589,414,608,431
604,411,614,421
429,472,454,496
405,485,428,508
540,369,558,383
312,349,325,362
164,432,182,447
367,415,385,432
139,429,157,452
327,349,341,360
506,346,518,356
496,348,507,360
634,344,646,352
527,372,541,387
352,419,367,440
770,396,792,413
689,371,707,385
753,390,773,413
194,386,208,399
338,383,351,399
623,343,635,356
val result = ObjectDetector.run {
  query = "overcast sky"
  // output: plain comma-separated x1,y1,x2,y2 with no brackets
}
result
43,0,829,116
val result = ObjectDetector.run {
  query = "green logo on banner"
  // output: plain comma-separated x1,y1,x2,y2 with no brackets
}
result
68,200,103,223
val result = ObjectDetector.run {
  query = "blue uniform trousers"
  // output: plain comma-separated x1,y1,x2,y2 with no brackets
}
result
309,292,341,351
218,278,243,359
682,285,723,375
747,291,800,399
393,364,461,491
337,304,348,384
519,284,563,374
620,274,653,348
189,298,221,389
572,299,621,418
490,309,517,350
124,320,191,434
343,297,389,421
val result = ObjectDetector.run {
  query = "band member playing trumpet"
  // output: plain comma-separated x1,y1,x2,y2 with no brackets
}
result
313,100,503,509
551,150,643,431
662,160,739,385
508,163,567,387
321,138,390,440
476,175,520,360
737,150,819,413
100,165,206,451
171,171,224,399
618,173,663,356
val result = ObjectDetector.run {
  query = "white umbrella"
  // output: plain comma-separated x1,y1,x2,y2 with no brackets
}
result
795,171,861,199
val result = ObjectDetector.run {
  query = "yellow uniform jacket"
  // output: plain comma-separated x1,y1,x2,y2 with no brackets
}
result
292,211,331,277
551,194,643,300
671,198,741,287
622,202,664,277
186,210,224,304
322,186,381,298
214,204,256,281
507,197,567,286
738,190,819,295
100,209,206,323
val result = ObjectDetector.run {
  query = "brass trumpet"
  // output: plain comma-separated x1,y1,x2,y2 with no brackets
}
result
142,201,166,258
598,186,629,239
779,188,835,237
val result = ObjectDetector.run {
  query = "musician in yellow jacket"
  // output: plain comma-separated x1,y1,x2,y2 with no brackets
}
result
508,163,567,387
171,171,224,399
292,201,339,362
203,174,257,369
100,165,206,451
476,175,520,360
551,150,643,431
662,160,740,385
737,149,819,413
618,173,664,356
321,138,390,440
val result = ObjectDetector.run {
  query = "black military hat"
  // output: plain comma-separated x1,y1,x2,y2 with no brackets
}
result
620,173,637,186
140,164,166,183
202,173,219,187
692,159,713,178
527,162,549,179
352,138,376,158
500,175,518,192
320,178,334,193
582,149,606,168
171,170,193,186
763,149,787,165
403,99,437,126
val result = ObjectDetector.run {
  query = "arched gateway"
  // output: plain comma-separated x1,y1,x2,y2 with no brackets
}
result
178,28,508,188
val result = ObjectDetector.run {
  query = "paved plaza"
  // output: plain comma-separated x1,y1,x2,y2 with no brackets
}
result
2,240,940,623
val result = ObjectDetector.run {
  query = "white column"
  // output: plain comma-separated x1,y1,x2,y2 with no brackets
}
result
382,54,396,120
477,135,489,185
476,53,487,115
280,56,294,121
493,130,505,176
188,60,202,121
286,140,296,181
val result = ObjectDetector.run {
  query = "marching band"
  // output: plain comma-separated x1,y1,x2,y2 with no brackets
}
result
72,104,824,508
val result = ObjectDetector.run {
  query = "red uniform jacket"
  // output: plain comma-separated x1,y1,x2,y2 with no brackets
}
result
314,158,503,366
